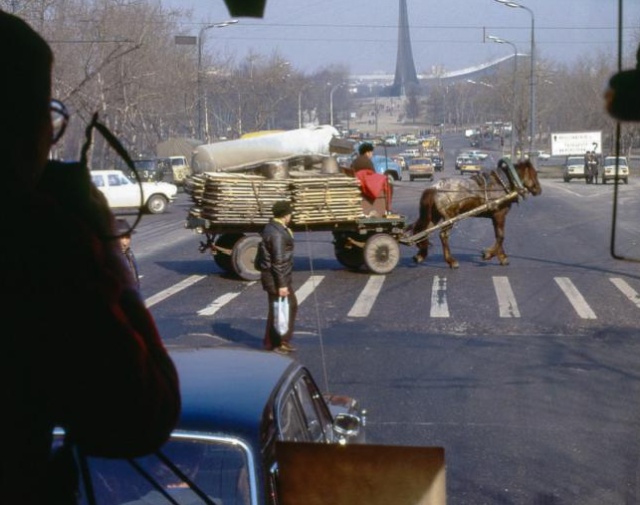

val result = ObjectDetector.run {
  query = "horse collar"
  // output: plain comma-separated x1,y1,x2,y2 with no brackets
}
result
499,158,525,193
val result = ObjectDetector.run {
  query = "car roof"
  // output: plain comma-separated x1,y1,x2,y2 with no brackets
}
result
169,346,298,442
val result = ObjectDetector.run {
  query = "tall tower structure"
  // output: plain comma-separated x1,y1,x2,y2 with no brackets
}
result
392,0,419,96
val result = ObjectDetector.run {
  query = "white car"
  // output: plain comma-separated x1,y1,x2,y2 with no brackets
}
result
91,169,178,214
602,156,629,184
563,156,587,182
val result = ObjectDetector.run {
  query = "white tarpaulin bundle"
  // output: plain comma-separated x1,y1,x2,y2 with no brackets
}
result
191,126,340,174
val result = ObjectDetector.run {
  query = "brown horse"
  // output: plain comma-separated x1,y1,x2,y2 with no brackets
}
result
410,159,542,268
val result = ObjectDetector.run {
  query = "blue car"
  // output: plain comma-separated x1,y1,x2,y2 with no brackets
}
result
53,345,366,505
371,155,403,183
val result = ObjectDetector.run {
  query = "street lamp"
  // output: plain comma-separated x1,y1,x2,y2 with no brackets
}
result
488,35,518,159
494,0,535,154
197,19,238,141
329,83,342,127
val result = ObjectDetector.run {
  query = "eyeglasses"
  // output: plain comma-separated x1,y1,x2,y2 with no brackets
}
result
50,99,69,144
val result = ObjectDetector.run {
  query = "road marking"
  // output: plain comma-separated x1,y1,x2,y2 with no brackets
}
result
493,276,520,317
348,275,386,317
197,284,256,316
554,277,597,319
296,275,325,305
145,275,206,308
610,278,640,309
430,275,449,318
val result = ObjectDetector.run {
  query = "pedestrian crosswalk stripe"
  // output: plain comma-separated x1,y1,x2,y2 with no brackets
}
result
493,276,520,317
198,290,245,316
296,275,325,305
554,277,597,319
430,275,449,318
610,278,640,309
348,275,386,318
145,274,206,308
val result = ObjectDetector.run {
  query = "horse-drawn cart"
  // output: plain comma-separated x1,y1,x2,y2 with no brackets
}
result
184,171,408,280
183,158,539,279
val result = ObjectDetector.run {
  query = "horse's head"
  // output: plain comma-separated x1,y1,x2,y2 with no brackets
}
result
516,159,542,196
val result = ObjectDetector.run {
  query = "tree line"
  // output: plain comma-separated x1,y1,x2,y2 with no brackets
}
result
3,0,638,166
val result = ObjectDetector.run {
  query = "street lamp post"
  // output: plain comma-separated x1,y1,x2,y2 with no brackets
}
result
298,90,304,129
329,83,341,127
494,0,535,154
197,19,238,141
488,35,518,159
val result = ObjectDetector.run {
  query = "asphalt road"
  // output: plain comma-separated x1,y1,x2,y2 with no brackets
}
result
128,139,640,505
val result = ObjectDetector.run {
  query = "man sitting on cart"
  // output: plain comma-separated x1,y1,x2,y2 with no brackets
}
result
350,142,393,214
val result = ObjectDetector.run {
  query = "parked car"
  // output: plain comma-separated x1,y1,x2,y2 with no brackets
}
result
563,155,587,182
53,345,366,505
371,155,403,183
408,157,435,181
91,169,178,214
602,155,629,184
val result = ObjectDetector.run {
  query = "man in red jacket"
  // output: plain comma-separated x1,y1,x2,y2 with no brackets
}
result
350,142,393,214
0,11,180,504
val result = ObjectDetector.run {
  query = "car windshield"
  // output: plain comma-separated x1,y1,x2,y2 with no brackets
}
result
69,435,253,505
605,157,628,166
29,1,640,503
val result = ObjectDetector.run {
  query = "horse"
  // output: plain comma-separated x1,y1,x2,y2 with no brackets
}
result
409,158,542,268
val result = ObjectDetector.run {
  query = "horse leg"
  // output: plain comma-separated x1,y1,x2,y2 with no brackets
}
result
482,213,509,265
413,237,431,264
440,225,459,269
412,189,437,264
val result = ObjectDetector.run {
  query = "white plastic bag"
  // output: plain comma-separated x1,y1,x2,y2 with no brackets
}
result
273,296,289,336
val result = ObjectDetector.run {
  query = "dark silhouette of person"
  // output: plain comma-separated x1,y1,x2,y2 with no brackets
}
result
0,11,180,504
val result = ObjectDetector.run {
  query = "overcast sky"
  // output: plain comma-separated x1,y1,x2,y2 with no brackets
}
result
166,0,640,75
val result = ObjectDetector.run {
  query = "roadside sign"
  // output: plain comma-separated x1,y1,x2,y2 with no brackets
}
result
551,131,602,156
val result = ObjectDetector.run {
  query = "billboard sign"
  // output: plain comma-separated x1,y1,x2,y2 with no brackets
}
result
551,131,602,156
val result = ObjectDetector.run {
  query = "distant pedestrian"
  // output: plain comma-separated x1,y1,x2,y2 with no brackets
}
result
116,218,140,289
255,201,298,354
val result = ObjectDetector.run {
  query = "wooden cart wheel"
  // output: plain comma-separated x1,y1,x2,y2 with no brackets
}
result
335,244,365,270
213,233,243,273
333,232,365,270
231,235,262,281
363,233,400,274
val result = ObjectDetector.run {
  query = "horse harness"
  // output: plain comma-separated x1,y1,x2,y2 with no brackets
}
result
475,158,527,204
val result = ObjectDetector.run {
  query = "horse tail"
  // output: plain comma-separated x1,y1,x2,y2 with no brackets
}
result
413,188,438,236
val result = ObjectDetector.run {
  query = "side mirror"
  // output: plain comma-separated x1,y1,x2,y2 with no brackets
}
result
333,413,363,442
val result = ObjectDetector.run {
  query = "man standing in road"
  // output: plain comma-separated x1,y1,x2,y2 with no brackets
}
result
255,200,298,354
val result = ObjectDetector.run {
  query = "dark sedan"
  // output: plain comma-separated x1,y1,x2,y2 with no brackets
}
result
55,346,366,505
432,155,444,172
